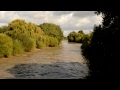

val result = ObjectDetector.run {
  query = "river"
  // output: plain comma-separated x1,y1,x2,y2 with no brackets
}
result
0,40,89,79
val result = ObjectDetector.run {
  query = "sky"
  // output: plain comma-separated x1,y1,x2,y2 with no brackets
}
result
0,11,103,37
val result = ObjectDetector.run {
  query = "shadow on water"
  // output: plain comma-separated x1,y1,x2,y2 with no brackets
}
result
7,62,89,79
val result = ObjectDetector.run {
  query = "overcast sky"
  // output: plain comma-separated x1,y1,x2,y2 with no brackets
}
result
0,11,102,36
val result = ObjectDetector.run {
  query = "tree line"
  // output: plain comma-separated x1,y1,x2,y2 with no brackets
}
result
0,19,63,58
67,30,92,44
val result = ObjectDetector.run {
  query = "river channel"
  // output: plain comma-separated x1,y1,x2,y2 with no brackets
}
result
0,40,89,79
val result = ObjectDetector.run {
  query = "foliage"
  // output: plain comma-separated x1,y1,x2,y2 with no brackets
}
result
3,19,46,52
13,39,24,55
0,33,13,58
5,19,44,40
81,33,92,51
17,34,36,52
67,30,85,43
48,37,59,47
39,23,64,43
81,11,120,79
36,41,46,49
78,30,84,34
0,19,63,58
0,26,9,33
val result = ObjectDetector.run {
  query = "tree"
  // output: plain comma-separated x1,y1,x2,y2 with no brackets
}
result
81,11,120,79
67,31,85,43
67,31,77,42
0,19,64,58
0,33,13,58
78,30,84,34
39,23,64,44
0,26,9,33
6,19,44,40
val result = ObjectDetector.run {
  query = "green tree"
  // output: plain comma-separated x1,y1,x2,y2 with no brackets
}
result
13,39,24,55
4,19,45,51
78,30,84,34
67,31,85,43
67,31,77,42
0,33,13,58
0,26,9,33
17,34,36,52
0,19,63,58
39,23,64,44
5,19,44,40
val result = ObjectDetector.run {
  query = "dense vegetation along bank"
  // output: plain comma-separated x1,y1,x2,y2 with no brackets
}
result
67,11,120,79
67,30,92,45
0,19,63,58
81,11,120,79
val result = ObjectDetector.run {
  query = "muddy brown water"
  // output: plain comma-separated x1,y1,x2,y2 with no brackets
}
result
0,40,89,79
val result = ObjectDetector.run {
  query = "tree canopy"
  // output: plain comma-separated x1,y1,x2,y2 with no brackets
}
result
0,19,63,58
81,11,120,79
39,23,64,44
67,30,91,43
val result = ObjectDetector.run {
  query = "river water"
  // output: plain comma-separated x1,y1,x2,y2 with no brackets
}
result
0,40,89,79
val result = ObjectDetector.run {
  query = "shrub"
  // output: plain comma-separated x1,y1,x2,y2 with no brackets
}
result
0,33,13,58
36,41,46,49
49,37,59,47
17,34,36,52
39,23,63,44
13,39,24,55
44,36,50,46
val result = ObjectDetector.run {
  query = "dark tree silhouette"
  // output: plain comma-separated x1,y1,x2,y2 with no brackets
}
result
81,11,120,79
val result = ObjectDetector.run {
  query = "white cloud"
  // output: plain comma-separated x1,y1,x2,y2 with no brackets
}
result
0,11,102,36
0,23,7,27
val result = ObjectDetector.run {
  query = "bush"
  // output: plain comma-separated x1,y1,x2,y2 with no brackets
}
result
44,36,50,46
49,37,59,47
39,23,63,44
13,39,24,55
67,31,84,43
36,35,59,48
17,34,36,52
36,41,46,49
0,26,9,33
81,34,92,57
0,33,13,58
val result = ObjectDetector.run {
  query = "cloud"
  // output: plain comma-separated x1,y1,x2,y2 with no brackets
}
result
53,11,73,16
72,11,95,18
0,11,102,36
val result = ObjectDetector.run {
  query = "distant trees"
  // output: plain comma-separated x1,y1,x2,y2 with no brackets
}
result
63,36,67,40
78,30,84,34
0,19,63,58
67,31,78,42
81,11,120,79
67,30,91,43
0,26,9,33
